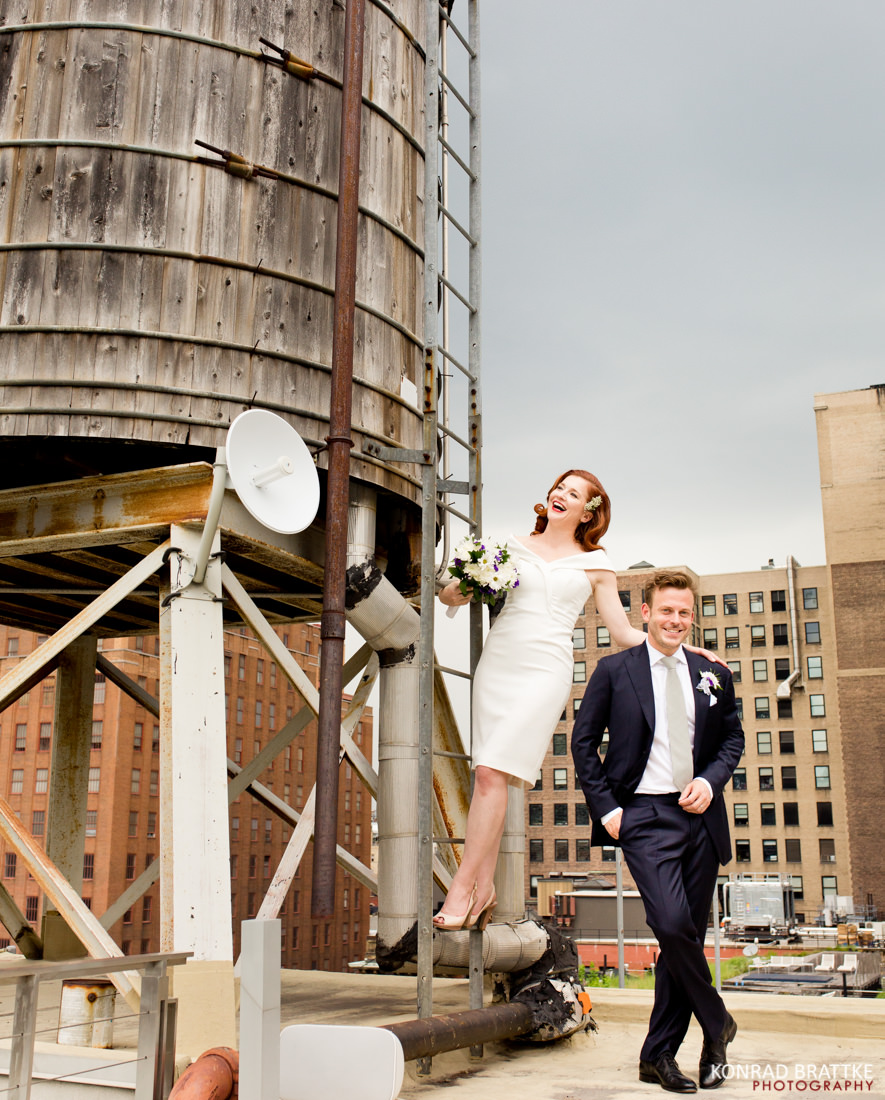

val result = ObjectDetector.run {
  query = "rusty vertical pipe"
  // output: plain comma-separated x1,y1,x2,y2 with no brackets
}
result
312,0,367,918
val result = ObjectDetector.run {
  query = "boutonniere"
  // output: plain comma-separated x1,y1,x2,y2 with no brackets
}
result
696,670,722,706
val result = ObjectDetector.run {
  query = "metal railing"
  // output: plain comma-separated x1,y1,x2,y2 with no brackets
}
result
0,951,190,1100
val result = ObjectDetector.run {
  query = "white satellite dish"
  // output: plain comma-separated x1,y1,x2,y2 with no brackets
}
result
226,410,320,534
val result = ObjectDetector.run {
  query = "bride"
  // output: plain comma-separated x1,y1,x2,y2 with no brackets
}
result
434,468,722,930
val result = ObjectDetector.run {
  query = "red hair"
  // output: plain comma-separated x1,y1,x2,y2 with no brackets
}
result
532,469,611,552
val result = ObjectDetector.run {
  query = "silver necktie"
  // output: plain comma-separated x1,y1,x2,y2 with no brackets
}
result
661,655,693,790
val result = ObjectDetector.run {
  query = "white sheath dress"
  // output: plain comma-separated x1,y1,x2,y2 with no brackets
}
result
471,537,615,788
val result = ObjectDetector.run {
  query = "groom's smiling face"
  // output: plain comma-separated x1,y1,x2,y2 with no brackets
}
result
642,587,695,655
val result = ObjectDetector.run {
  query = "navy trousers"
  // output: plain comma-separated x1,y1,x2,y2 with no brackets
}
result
618,794,729,1062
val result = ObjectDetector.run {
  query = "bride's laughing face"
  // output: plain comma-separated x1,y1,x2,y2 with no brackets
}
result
547,475,593,531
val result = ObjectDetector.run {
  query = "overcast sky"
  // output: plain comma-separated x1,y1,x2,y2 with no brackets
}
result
467,1,884,576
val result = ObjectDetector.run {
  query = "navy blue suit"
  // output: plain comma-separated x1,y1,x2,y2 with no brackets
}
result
572,644,744,1061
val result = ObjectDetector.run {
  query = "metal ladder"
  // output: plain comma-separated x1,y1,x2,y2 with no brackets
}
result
417,0,483,1074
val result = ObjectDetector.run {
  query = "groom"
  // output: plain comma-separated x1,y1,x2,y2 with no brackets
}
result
572,570,744,1092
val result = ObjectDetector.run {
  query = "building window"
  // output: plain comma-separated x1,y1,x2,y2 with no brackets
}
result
762,840,778,862
572,698,582,720
6,637,18,656
529,840,544,863
817,802,833,827
770,590,786,612
814,765,831,789
723,594,738,615
599,733,610,757
781,766,797,790
785,839,802,862
3,853,16,878
807,656,823,680
553,803,569,826
751,625,766,648
143,896,152,923
774,658,790,682
733,804,749,827
85,810,97,837
760,803,776,826
14,725,26,751
532,772,543,791
777,698,792,719
618,590,632,611
735,698,743,719
803,588,818,610
819,838,836,864
128,811,138,838
732,768,747,791
804,621,822,646
772,624,788,647
703,629,718,650
10,770,23,794
31,811,45,836
91,721,103,750
726,661,741,682
552,768,568,790
552,733,567,756
701,595,716,617
735,840,751,863
821,875,837,897
83,853,94,880
576,839,590,861
812,729,828,753
572,627,585,649
528,804,543,826
237,654,246,680
35,768,48,793
152,726,159,753
25,897,38,923
758,767,774,791
749,591,764,613
755,697,770,720
94,674,106,705
783,802,799,826
752,660,767,682
88,767,100,793
756,731,772,754
778,730,794,754
554,839,569,862
725,627,739,649
126,853,136,879
236,698,244,725
39,722,51,751
596,627,611,649
809,695,825,717
149,771,158,796
575,803,589,826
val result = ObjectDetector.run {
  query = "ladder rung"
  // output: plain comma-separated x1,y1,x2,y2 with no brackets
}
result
434,837,466,844
434,663,472,680
433,749,471,761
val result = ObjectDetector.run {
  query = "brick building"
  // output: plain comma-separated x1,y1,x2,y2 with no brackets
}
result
526,559,847,924
814,384,885,917
0,623,372,971
527,384,884,924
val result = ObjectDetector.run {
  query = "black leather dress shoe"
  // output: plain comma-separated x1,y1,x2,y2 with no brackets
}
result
699,1012,738,1089
639,1053,698,1093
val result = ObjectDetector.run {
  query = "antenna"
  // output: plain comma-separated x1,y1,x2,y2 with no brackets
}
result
226,410,320,535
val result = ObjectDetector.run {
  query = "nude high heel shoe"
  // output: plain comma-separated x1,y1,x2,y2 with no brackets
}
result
466,887,496,931
432,885,477,932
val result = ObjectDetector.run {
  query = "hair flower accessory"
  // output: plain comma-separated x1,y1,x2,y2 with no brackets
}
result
445,535,519,618
696,670,722,698
583,495,603,515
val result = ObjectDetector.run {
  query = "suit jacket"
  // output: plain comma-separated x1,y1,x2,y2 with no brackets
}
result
571,644,745,865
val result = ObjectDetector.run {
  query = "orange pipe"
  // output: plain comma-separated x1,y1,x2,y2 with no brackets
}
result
168,1047,239,1100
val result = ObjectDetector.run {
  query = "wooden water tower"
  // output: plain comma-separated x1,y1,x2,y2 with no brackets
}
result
0,0,451,1057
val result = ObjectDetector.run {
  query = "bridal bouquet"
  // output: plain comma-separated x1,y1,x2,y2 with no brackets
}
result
445,535,519,617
